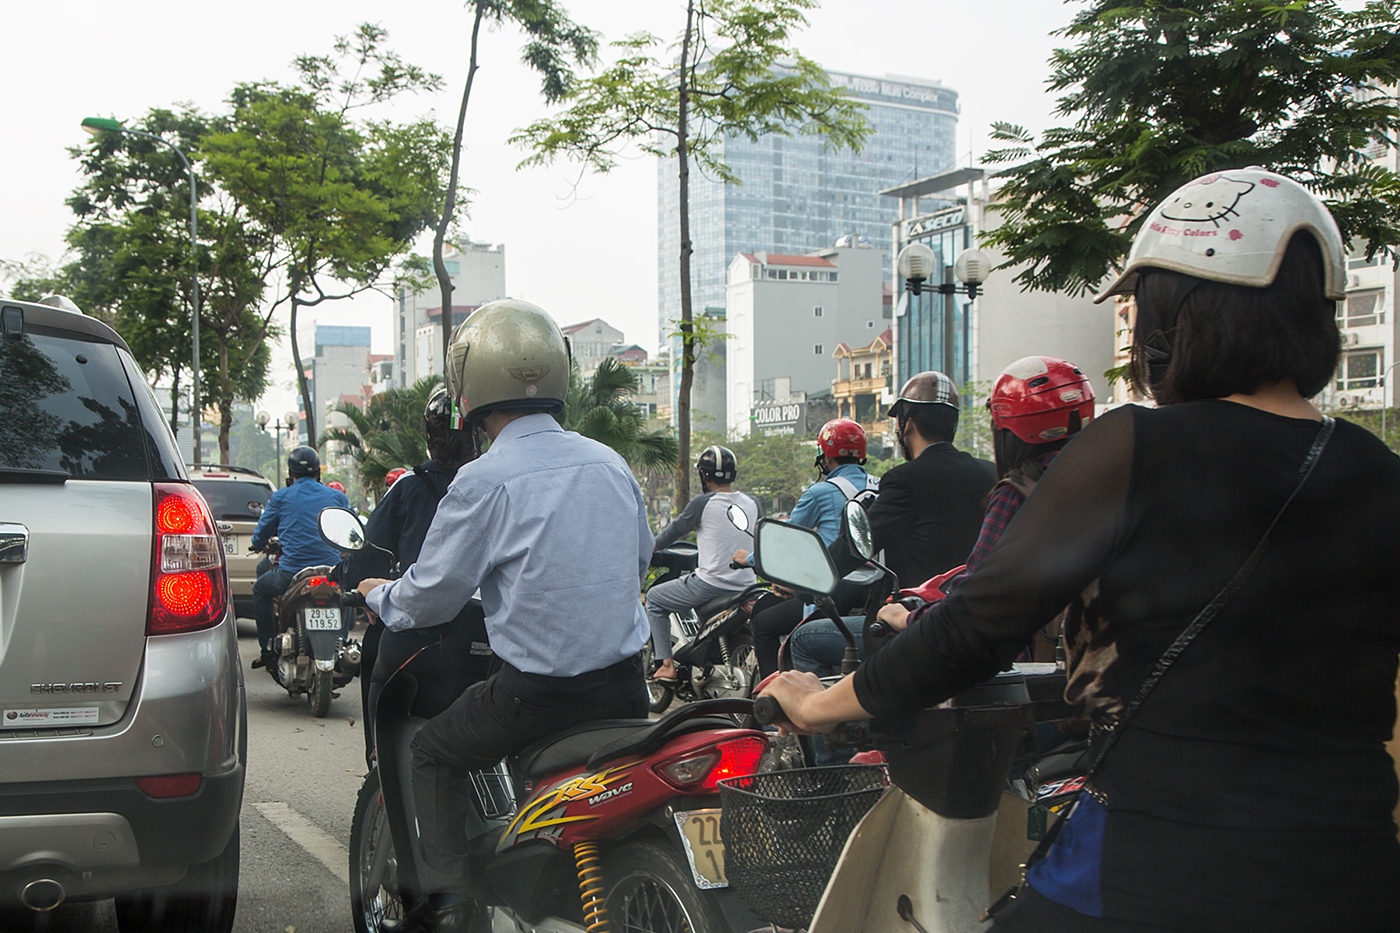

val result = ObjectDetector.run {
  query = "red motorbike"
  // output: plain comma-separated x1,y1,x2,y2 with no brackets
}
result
319,508,772,933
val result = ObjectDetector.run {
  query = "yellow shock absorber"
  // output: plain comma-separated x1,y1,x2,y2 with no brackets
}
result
575,840,609,933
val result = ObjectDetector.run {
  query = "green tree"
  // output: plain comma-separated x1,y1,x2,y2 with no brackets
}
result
983,0,1400,296
512,0,869,508
432,0,598,374
726,431,818,514
562,357,679,473
320,376,443,500
204,24,450,444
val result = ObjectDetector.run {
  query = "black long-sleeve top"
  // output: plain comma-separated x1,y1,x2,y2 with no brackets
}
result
855,401,1400,929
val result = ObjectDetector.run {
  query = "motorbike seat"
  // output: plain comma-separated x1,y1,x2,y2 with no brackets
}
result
516,713,742,781
694,591,739,621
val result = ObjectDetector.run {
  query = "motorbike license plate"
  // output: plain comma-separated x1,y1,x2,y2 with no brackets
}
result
303,607,341,631
222,535,237,556
674,809,726,889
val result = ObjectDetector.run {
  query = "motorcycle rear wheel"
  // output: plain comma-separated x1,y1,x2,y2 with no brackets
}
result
309,668,334,717
603,840,727,933
349,769,405,933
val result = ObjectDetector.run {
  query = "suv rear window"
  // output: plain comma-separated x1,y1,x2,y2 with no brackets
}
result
192,480,273,521
0,330,149,480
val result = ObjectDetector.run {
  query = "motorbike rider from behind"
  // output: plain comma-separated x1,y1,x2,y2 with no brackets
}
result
737,418,876,676
249,446,351,670
334,388,491,767
354,299,651,933
646,445,761,684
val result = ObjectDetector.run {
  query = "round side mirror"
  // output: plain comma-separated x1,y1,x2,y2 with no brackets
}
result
319,507,367,551
845,500,873,560
726,503,751,534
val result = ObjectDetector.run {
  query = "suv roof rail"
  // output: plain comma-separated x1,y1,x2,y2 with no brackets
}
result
188,464,267,479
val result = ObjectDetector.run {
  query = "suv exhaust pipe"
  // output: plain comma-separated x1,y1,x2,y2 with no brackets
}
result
20,877,65,911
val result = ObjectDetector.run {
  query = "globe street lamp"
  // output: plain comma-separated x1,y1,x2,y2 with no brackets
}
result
81,116,203,464
896,244,991,378
255,411,300,486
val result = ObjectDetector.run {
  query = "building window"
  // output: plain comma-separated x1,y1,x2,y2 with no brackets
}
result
444,261,460,274
867,320,875,328
813,306,823,317
814,344,823,355
1342,290,1384,327
1337,349,1382,390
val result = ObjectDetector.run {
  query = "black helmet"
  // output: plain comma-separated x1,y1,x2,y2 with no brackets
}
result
696,445,737,489
423,387,453,437
287,446,321,479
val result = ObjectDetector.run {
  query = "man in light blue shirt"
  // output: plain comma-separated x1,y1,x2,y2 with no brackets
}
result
356,300,650,933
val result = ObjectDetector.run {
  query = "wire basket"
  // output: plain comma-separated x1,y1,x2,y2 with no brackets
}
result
718,765,888,929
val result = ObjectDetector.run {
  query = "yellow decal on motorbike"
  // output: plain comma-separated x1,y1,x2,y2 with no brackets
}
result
502,763,637,843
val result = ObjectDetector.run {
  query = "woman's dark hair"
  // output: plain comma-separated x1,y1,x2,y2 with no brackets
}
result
904,403,960,443
426,425,476,474
993,429,1068,488
1129,231,1341,404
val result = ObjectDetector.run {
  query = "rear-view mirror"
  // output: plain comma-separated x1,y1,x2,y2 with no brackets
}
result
726,503,751,534
845,501,874,560
319,507,366,551
754,518,838,596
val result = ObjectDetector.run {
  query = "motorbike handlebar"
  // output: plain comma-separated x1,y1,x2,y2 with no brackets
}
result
340,590,367,608
728,560,748,570
752,695,783,727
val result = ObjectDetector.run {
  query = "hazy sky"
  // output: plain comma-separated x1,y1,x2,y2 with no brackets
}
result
5,0,1078,416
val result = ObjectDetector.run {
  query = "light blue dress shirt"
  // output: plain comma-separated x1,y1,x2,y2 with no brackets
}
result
367,414,652,677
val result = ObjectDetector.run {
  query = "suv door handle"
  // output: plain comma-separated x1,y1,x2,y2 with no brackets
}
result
0,524,29,564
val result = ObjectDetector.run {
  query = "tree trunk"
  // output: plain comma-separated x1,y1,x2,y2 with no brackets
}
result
674,0,698,510
436,3,487,383
217,330,233,465
290,286,314,447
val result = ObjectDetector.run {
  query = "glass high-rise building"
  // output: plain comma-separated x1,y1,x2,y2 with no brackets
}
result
657,71,959,346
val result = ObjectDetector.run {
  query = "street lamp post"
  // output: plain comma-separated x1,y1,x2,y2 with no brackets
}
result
896,244,991,380
256,411,300,486
81,116,203,465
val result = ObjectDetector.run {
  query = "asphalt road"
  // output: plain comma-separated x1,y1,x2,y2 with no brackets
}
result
9,621,371,933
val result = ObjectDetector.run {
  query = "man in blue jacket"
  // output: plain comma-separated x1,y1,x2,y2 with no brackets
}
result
249,446,350,669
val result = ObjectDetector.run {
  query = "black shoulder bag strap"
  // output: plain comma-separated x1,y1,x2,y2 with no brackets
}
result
412,463,449,502
984,415,1335,921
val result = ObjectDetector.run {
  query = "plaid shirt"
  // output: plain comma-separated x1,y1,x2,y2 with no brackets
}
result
939,450,1060,599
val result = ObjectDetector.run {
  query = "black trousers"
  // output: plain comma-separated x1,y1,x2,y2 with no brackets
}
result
752,581,866,677
361,604,495,767
409,654,648,896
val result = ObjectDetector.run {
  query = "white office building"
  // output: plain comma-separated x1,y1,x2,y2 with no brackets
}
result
724,238,888,436
393,238,507,386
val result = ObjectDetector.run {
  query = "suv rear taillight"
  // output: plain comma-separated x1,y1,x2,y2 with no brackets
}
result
148,483,227,635
655,735,767,792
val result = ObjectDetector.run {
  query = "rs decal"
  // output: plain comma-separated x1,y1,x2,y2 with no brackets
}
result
501,763,636,846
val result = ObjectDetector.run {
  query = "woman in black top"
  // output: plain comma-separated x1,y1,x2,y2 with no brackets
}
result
763,168,1400,931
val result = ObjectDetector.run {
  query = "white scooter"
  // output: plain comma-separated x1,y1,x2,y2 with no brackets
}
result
747,504,1072,933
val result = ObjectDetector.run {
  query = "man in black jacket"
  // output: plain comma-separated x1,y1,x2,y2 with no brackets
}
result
869,371,994,587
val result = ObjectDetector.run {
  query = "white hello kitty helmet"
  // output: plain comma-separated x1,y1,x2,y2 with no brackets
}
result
1095,166,1346,303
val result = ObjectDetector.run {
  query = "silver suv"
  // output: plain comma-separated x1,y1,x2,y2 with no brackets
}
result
187,465,275,621
0,296,245,930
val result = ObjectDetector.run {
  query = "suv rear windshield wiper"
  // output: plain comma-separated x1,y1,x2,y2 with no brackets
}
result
0,468,70,484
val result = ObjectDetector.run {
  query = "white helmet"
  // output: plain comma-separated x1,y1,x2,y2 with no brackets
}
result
1095,167,1345,303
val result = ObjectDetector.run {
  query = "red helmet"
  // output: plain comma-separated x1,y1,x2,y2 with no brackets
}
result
988,356,1096,444
384,467,409,487
817,418,867,460
326,481,346,493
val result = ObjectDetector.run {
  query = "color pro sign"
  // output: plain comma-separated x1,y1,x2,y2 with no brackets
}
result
751,399,806,436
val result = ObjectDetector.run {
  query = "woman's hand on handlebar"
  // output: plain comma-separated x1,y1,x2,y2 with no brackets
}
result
876,602,912,632
758,671,830,736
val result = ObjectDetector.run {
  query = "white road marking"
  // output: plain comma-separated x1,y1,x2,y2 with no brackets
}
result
253,801,349,885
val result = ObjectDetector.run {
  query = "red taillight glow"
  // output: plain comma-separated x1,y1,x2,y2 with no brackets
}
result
656,735,768,792
136,773,203,798
305,576,331,589
148,484,227,636
157,572,214,615
157,496,200,534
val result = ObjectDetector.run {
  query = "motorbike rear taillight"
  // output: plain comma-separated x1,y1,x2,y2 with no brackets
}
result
148,483,227,635
655,735,767,792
